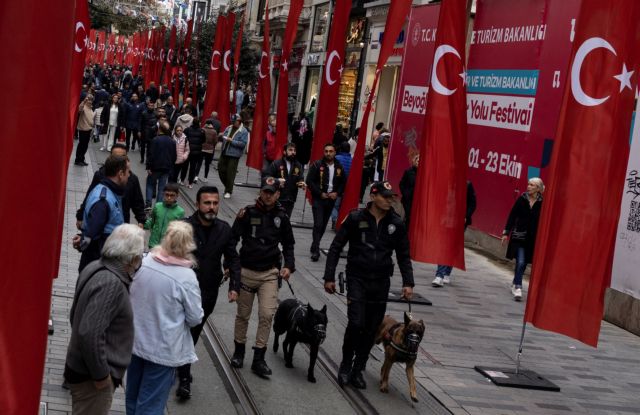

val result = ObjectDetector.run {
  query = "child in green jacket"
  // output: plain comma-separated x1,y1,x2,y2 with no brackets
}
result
144,183,185,248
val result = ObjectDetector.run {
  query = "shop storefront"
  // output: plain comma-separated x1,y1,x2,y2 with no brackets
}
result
300,2,330,124
337,16,367,132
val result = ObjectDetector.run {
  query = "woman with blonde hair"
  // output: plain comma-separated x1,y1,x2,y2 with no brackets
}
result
126,221,203,414
501,177,545,301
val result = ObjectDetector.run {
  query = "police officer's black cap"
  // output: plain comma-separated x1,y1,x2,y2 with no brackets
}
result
370,181,396,197
261,176,280,193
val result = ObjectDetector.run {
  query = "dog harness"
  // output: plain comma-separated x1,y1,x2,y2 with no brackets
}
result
382,323,421,360
287,302,327,344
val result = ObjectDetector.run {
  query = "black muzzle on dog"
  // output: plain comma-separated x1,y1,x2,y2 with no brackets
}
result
314,324,327,344
406,332,421,354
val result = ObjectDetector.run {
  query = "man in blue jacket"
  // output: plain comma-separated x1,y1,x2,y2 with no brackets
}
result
218,114,249,199
124,93,144,151
145,121,177,208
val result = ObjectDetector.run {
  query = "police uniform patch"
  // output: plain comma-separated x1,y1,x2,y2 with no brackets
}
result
359,221,369,229
250,217,262,225
274,217,281,228
388,224,396,234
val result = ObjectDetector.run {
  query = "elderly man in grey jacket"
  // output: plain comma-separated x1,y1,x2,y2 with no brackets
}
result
64,224,145,415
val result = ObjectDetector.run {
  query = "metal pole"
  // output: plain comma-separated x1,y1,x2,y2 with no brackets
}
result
515,320,527,375
300,195,308,222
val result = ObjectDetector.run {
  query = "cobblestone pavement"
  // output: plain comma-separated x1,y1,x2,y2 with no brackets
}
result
41,140,640,414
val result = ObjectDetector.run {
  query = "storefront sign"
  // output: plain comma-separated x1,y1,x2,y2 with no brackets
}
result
466,0,580,235
386,4,440,191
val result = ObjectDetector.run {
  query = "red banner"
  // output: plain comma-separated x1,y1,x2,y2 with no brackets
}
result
154,26,166,87
337,0,413,226
309,0,353,164
182,20,194,99
218,13,236,131
116,35,125,64
86,29,96,65
232,13,245,111
106,32,115,63
163,25,177,88
0,1,79,412
203,14,227,122
387,5,440,191
96,31,106,64
246,2,272,171
525,0,640,347
70,0,90,141
409,0,469,269
275,0,304,157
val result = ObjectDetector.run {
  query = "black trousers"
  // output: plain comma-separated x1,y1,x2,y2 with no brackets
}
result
125,128,139,151
75,130,91,163
311,198,336,253
139,138,149,163
202,152,214,178
171,162,189,183
177,291,219,380
341,276,390,371
280,200,295,218
188,152,203,184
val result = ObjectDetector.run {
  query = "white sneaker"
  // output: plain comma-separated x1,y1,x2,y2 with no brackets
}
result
432,277,444,287
200,177,208,183
224,192,231,199
194,176,199,183
100,147,105,151
443,276,451,285
178,181,185,186
512,287,522,301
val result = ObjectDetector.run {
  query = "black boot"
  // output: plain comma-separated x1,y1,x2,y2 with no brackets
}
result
251,347,272,378
230,341,245,368
337,361,352,387
350,359,367,389
176,375,192,400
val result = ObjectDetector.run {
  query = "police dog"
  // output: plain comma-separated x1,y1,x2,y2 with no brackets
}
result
273,299,328,383
375,312,425,402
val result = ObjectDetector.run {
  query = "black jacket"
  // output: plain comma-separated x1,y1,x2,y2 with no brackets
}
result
231,200,295,272
145,86,159,103
76,167,146,224
184,126,205,154
186,213,241,297
399,166,416,211
146,135,177,173
305,159,346,200
504,193,542,263
99,103,126,134
324,205,414,287
262,159,305,203
141,109,157,141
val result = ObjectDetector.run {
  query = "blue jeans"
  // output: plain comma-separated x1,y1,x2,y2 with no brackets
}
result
125,355,175,415
513,246,527,288
145,171,168,207
330,196,343,223
436,265,453,277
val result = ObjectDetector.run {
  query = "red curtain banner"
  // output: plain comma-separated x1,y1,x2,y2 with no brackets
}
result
524,0,640,347
106,32,115,63
308,0,352,165
203,14,227,122
182,20,194,100
97,31,106,64
154,26,166,87
337,0,413,227
409,0,469,270
192,23,202,102
86,29,96,64
0,0,80,412
246,1,272,171
164,25,177,88
275,0,304,157
218,13,236,131
232,13,245,111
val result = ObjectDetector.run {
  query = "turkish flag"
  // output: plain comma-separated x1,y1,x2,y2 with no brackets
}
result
218,13,236,132
275,0,304,157
116,35,125,65
162,25,177,88
182,20,194,99
85,29,95,64
409,0,469,270
232,13,245,111
0,0,80,413
203,14,227,123
246,2,272,171
96,31,106,64
524,0,640,347
337,0,413,227
106,32,115,64
154,26,166,87
69,0,90,142
308,0,352,164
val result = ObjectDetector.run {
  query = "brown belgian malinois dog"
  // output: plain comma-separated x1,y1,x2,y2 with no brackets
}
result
375,312,425,402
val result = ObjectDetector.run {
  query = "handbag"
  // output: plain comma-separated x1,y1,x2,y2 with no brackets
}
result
118,129,126,143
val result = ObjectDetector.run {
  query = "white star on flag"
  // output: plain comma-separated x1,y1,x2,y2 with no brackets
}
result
282,59,288,71
613,63,634,92
459,68,467,86
338,66,344,76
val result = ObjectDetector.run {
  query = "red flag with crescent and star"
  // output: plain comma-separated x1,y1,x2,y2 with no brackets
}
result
337,0,413,227
524,0,640,347
70,0,90,143
218,12,236,132
246,1,272,171
0,0,81,412
106,32,115,64
232,13,245,112
409,0,469,270
182,20,194,100
203,14,227,123
308,0,352,165
163,25,177,88
275,0,304,157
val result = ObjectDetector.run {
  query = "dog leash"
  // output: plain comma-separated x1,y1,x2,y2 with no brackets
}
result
406,297,413,319
285,279,296,298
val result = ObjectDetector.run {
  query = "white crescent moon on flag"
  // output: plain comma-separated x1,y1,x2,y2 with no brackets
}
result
210,50,221,70
223,50,231,71
325,50,339,85
431,44,461,96
259,51,269,79
167,49,173,63
571,37,616,106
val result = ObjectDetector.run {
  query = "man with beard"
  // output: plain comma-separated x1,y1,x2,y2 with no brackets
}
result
177,186,241,399
305,143,346,262
324,181,414,390
262,143,306,217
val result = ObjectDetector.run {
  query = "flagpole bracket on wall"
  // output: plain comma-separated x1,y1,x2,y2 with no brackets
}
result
474,366,560,392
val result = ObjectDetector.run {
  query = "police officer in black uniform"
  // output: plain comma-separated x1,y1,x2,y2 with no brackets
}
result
324,181,414,389
306,143,346,261
177,186,241,399
230,177,296,379
262,143,306,217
